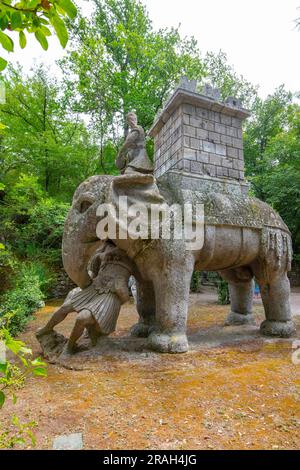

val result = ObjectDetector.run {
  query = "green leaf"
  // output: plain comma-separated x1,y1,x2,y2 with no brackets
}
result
5,337,23,355
35,30,48,50
12,393,17,405
50,14,68,48
39,18,50,25
19,346,32,355
0,391,5,409
19,31,26,49
12,414,20,426
15,438,26,445
40,26,51,37
20,356,28,367
11,12,22,30
29,432,36,446
0,31,14,52
0,362,7,373
31,357,46,367
0,14,9,31
0,57,7,71
59,0,77,20
33,367,47,377
27,0,40,7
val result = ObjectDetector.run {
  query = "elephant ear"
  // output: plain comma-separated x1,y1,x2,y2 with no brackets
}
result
62,175,114,289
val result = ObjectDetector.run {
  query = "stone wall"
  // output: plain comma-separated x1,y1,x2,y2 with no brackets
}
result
154,103,245,181
150,82,250,185
50,271,76,299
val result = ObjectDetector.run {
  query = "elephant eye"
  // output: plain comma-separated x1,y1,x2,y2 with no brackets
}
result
79,200,93,214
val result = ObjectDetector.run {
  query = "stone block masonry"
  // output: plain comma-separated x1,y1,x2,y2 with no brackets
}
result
149,81,251,184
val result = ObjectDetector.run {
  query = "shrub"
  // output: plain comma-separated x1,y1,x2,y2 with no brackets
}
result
0,313,47,449
190,271,202,292
0,262,48,336
0,243,16,294
15,198,70,266
217,279,230,305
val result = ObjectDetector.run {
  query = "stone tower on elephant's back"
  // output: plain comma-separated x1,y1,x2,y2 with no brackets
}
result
149,79,251,196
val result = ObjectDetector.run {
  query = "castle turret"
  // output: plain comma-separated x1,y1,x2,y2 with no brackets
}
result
149,79,251,195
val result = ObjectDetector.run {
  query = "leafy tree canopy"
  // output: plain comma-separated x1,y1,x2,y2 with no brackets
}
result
0,64,98,198
0,0,77,70
60,0,205,174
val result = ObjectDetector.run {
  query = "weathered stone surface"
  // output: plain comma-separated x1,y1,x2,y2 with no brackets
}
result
201,84,221,101
150,86,248,182
225,96,243,108
55,161,295,356
37,81,295,359
53,433,83,450
36,330,67,361
50,271,76,299
116,112,153,175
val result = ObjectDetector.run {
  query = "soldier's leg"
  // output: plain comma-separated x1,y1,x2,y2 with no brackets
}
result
36,288,81,336
67,309,95,353
36,304,74,336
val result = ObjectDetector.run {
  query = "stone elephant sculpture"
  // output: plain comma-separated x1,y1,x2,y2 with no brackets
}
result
62,173,296,354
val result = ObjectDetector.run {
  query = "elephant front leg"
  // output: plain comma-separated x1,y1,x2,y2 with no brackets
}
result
130,280,156,338
148,268,191,354
220,268,256,326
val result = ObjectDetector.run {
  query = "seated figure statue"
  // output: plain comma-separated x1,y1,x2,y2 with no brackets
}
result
36,241,134,354
115,111,153,175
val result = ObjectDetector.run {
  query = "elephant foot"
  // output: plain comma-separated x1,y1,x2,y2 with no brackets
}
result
130,322,155,338
225,312,256,326
260,320,296,338
148,332,189,354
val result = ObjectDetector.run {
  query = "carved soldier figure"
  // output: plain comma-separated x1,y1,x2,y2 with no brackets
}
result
115,111,153,175
36,241,134,354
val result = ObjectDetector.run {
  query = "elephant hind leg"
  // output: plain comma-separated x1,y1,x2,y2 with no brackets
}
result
257,273,296,338
251,254,296,338
219,267,256,326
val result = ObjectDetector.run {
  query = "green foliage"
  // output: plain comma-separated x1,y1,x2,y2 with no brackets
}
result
0,262,46,335
0,173,67,335
0,65,99,196
0,313,47,448
190,271,201,293
0,242,16,293
0,171,69,263
0,0,78,69
204,51,259,110
217,279,230,305
15,197,70,264
244,87,300,254
61,0,205,171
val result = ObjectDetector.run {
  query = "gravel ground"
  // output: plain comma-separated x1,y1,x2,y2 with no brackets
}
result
1,290,300,450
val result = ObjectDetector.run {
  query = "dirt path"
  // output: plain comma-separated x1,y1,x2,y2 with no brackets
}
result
192,286,300,316
2,293,300,450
